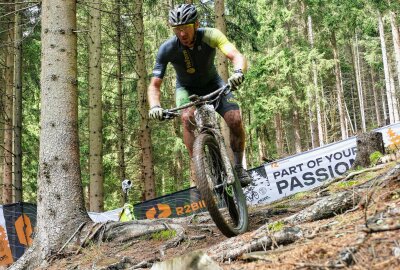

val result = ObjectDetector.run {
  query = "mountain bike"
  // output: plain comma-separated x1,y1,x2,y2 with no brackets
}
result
163,85,248,237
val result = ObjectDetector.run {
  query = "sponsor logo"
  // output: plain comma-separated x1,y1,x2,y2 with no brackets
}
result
183,50,195,74
176,200,206,216
145,204,172,219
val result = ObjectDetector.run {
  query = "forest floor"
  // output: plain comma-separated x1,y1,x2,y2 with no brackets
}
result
44,161,400,270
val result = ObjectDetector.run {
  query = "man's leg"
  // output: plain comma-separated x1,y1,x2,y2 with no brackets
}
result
223,109,251,187
181,107,197,186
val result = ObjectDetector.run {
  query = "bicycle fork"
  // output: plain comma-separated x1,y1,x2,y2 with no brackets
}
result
194,104,236,186
213,132,236,185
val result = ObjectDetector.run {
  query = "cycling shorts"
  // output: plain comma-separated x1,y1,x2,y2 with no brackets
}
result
176,86,240,116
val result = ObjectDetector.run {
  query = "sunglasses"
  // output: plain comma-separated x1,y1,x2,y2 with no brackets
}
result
172,23,194,34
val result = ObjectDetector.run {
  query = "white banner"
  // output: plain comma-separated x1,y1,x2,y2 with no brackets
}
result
244,123,400,205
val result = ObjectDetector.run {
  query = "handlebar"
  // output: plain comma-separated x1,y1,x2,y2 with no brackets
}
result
162,84,231,119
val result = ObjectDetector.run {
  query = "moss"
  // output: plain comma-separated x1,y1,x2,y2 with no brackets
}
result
151,229,176,241
267,221,284,232
274,204,289,209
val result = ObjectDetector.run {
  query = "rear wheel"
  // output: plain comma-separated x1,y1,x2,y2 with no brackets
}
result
193,133,248,237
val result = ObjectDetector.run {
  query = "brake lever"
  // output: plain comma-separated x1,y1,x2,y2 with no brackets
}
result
222,85,231,96
162,110,180,120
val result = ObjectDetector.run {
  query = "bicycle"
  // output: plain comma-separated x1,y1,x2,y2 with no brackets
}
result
162,84,248,237
245,184,259,202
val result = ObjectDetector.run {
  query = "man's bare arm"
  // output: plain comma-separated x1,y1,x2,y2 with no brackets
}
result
225,47,247,73
147,77,163,108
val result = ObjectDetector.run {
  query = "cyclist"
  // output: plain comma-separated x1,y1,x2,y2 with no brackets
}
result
147,4,251,187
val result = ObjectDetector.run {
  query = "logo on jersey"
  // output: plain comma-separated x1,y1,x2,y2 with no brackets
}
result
183,50,196,74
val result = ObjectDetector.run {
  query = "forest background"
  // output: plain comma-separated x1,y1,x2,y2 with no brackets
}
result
0,0,400,213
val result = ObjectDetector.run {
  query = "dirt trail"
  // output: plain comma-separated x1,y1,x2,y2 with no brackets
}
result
45,162,400,270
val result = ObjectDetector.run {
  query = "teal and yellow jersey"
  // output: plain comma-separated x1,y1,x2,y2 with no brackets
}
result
152,28,236,95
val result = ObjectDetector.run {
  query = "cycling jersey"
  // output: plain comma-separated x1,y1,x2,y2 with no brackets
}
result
152,27,237,95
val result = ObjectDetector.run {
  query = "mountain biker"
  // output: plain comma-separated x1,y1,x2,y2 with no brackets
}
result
147,4,251,187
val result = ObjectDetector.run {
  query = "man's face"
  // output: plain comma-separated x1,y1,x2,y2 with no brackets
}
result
172,23,197,47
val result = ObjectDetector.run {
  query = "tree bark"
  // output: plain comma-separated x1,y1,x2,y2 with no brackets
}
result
133,0,156,200
214,0,237,169
378,11,399,124
275,113,285,157
36,0,90,263
3,0,14,204
0,39,4,202
292,106,302,153
307,15,324,147
88,0,104,212
13,1,23,202
352,132,385,168
353,32,367,132
390,10,400,90
331,30,347,140
116,0,126,183
370,68,382,127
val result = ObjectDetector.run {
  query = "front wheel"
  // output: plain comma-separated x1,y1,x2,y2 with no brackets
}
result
193,133,248,237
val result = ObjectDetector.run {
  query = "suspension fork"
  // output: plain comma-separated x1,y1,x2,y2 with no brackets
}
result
211,131,235,185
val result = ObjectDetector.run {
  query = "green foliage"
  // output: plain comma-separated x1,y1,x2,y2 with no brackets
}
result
15,0,400,210
370,151,383,166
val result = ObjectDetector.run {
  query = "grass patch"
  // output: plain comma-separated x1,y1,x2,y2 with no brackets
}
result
292,192,308,200
329,180,359,192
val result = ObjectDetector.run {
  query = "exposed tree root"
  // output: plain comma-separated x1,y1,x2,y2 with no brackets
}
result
207,226,303,262
8,245,38,270
159,223,187,256
283,190,361,225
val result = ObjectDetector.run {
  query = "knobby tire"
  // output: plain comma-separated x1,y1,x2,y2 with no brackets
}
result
193,133,248,237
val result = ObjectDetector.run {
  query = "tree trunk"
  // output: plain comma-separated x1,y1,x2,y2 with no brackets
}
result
292,105,302,153
116,0,126,183
370,68,382,127
307,15,323,147
353,32,367,132
214,0,237,168
37,0,90,262
390,10,400,90
173,117,184,190
88,0,104,212
275,113,285,157
3,0,14,204
378,11,399,124
0,43,4,202
257,127,268,164
331,31,347,140
134,0,156,200
352,132,385,168
13,1,23,202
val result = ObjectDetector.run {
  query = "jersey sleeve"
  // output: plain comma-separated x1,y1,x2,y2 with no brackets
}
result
152,44,169,79
202,28,236,55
